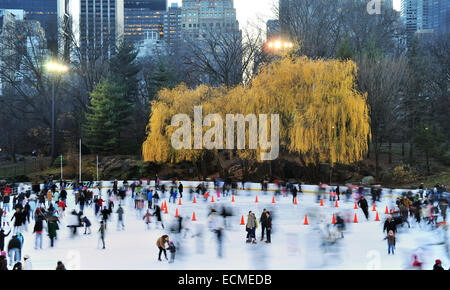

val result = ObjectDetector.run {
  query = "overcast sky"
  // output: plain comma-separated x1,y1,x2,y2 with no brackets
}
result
172,0,401,32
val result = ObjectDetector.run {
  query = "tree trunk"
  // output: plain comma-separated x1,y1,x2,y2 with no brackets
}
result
409,142,413,159
401,143,405,157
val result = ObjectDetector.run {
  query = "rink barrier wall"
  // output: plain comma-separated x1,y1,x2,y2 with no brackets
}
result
14,180,420,198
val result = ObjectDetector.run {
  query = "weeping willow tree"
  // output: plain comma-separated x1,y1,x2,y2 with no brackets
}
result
142,57,371,179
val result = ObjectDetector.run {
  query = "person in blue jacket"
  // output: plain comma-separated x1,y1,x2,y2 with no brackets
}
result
147,189,153,209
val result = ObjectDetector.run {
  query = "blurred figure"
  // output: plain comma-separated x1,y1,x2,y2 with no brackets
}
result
433,259,444,270
23,255,32,270
168,241,176,263
56,261,66,270
215,227,224,258
246,211,257,244
357,195,369,220
411,254,423,270
265,211,272,243
259,209,267,241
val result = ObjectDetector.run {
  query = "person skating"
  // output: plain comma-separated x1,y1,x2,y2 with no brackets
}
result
357,195,369,220
143,210,153,230
246,211,257,244
82,216,92,234
47,215,59,247
383,215,397,234
56,261,66,270
178,182,183,199
33,218,44,249
433,259,444,270
259,209,267,241
168,241,176,263
265,211,272,243
156,235,169,261
0,229,11,252
116,205,125,230
153,205,164,229
7,234,21,266
101,207,110,229
98,221,106,249
10,208,24,234
384,230,396,255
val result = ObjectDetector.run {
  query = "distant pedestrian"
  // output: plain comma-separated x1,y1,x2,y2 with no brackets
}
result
56,261,66,270
98,221,106,249
168,241,176,263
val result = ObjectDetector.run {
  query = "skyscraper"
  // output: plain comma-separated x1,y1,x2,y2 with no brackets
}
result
58,0,124,60
181,0,239,40
163,2,182,49
124,0,167,44
401,0,449,43
0,0,57,46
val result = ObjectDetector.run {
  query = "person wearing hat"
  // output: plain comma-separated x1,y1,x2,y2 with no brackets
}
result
433,259,444,270
23,255,32,270
56,261,66,270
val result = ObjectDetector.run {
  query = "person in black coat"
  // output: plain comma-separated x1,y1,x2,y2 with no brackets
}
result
357,195,369,220
0,229,11,251
7,235,22,266
336,185,340,201
292,186,298,204
10,208,24,234
259,209,268,241
433,259,444,270
178,183,183,198
265,211,272,243
153,205,164,229
383,215,397,234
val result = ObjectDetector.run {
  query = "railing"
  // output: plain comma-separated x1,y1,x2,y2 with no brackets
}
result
0,157,51,178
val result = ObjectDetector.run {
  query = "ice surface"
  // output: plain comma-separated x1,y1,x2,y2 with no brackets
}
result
2,189,448,270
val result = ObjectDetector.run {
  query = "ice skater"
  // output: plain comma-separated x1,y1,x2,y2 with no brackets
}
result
384,230,396,255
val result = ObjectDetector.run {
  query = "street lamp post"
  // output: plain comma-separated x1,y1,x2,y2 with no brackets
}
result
45,61,69,163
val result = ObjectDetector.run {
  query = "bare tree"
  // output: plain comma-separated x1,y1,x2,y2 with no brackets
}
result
182,28,265,87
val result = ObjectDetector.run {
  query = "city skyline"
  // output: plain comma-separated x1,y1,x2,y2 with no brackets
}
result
171,0,402,32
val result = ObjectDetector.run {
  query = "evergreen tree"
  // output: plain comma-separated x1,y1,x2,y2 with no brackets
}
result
83,77,131,154
146,60,179,101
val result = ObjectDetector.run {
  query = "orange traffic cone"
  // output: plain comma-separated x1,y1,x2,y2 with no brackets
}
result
372,203,376,211
390,209,393,214
294,197,297,205
164,201,167,210
385,205,389,214
232,195,235,202
211,195,215,203
192,211,196,221
255,195,258,203
240,215,245,225
272,196,275,204
178,198,182,206
332,213,336,224
164,205,168,214
175,208,179,218
335,200,339,208
304,215,309,225
320,198,324,206
161,201,164,209
375,211,380,221
193,196,196,204
393,207,396,214
354,202,358,209
354,213,358,223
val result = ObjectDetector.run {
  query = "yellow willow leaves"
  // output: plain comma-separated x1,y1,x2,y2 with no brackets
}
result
142,56,371,166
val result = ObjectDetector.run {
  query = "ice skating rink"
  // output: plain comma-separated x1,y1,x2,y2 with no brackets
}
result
4,189,449,270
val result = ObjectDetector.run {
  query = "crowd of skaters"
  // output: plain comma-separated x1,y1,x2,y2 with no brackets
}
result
0,177,448,270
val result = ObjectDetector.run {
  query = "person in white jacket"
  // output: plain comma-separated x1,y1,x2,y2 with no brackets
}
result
23,255,32,270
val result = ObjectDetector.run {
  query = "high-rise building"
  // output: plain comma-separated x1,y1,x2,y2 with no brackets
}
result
401,0,449,43
181,0,240,40
58,0,124,60
0,0,57,44
163,2,182,49
124,0,166,44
